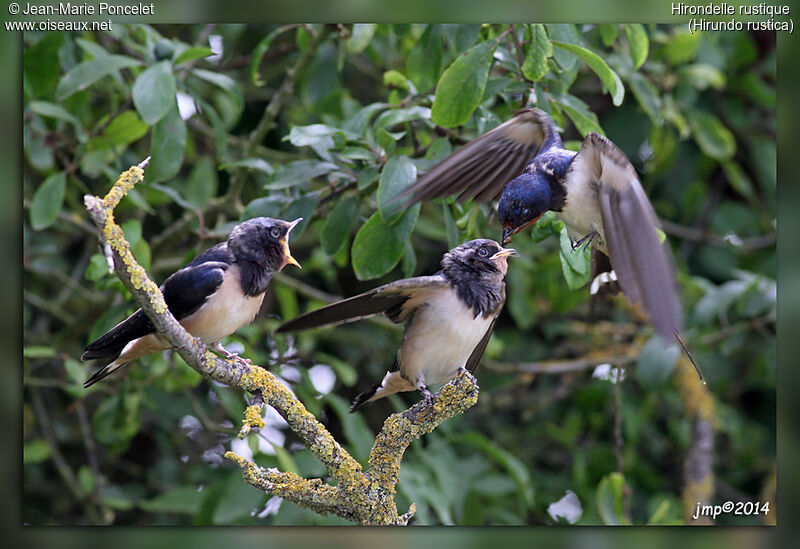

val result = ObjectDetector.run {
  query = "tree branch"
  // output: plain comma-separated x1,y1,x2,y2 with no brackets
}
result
83,160,478,525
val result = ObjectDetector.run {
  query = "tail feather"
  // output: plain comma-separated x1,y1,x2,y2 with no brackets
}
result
83,357,129,388
83,309,153,358
349,381,383,412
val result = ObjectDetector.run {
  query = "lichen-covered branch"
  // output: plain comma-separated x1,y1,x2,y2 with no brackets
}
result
84,160,478,525
674,355,716,524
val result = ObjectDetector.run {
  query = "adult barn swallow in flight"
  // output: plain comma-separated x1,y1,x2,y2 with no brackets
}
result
82,217,302,387
400,108,681,343
277,239,515,410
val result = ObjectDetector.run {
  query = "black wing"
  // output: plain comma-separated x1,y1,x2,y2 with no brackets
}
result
464,316,498,373
568,133,682,340
399,108,559,205
82,259,229,361
276,275,451,332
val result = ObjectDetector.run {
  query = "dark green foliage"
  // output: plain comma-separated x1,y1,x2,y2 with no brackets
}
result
23,24,775,525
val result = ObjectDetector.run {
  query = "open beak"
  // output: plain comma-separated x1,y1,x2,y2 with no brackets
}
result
282,218,303,269
501,214,544,245
490,247,517,261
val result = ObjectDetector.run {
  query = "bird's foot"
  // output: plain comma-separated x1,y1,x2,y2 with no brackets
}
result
210,342,252,366
572,231,600,251
420,388,435,408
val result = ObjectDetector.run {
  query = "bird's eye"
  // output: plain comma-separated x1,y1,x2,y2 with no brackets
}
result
270,227,282,238
522,208,530,217
478,247,489,257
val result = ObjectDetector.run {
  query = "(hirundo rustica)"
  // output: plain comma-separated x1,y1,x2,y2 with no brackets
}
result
81,217,303,387
277,239,516,411
400,108,681,343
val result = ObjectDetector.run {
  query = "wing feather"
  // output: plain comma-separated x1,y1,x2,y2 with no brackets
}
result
574,133,682,340
398,109,557,205
276,275,451,332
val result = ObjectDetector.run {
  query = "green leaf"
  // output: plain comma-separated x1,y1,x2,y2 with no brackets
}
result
680,64,726,90
24,439,52,464
191,68,243,114
184,156,218,208
662,30,700,65
29,101,82,131
558,224,591,290
347,24,377,53
688,110,736,161
148,105,186,183
431,41,496,128
722,161,756,203
219,158,273,175
545,24,579,71
624,24,649,69
442,201,460,249
596,472,630,525
554,94,603,136
626,72,662,123
277,191,320,238
383,69,410,91
636,335,680,388
551,41,624,106
272,444,300,474
407,25,443,93
322,196,359,255
24,346,57,359
377,155,417,224
132,61,177,125
103,110,149,147
522,24,552,82
56,55,142,100
24,33,64,98
265,160,337,190
402,241,417,277
91,391,141,449
352,204,420,280
598,24,618,47
30,172,66,230
174,46,213,66
374,106,431,130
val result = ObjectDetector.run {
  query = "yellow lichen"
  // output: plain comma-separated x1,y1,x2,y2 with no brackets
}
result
243,404,265,430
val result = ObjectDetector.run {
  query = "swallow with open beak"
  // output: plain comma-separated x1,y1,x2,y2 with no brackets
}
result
277,239,515,411
399,108,682,344
82,217,303,387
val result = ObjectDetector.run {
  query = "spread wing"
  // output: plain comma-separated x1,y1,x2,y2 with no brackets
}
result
568,133,682,340
399,108,558,205
276,275,451,332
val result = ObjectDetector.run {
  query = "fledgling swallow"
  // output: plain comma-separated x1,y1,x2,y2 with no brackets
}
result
399,108,681,343
81,217,303,387
276,239,516,411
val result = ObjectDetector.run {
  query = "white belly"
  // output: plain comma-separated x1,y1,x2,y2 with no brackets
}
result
180,265,265,343
398,289,493,386
558,178,607,253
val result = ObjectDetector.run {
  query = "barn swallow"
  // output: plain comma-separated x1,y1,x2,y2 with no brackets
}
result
81,217,303,387
276,239,515,411
400,108,682,343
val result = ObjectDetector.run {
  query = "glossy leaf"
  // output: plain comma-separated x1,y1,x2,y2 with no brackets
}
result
322,195,359,254
431,41,496,128
352,204,420,280
377,154,417,224
558,224,591,290
30,172,66,230
598,24,618,47
148,105,187,183
174,46,214,66
132,61,177,125
551,41,624,106
689,110,736,161
407,25,443,93
624,24,649,69
522,24,552,82
347,24,377,53
56,55,141,100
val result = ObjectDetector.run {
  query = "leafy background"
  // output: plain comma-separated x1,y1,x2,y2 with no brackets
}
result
23,24,775,525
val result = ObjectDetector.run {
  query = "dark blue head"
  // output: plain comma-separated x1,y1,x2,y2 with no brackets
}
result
498,172,553,245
